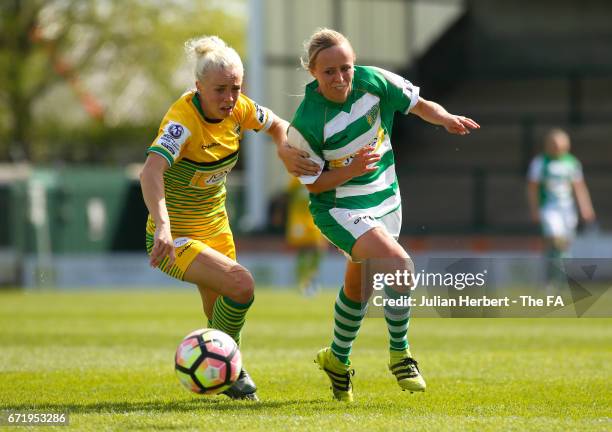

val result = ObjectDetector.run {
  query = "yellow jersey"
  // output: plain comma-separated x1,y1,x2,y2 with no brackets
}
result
286,176,325,247
146,90,273,240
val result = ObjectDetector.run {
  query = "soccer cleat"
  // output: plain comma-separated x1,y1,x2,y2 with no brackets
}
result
222,368,259,401
314,347,355,402
389,357,426,393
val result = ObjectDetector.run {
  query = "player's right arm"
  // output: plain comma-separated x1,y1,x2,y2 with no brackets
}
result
287,126,380,194
140,153,175,268
369,66,479,135
526,180,540,223
305,147,380,194
410,97,479,135
526,157,542,223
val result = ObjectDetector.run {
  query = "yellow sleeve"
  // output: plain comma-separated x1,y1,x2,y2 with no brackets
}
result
237,93,274,132
147,113,193,167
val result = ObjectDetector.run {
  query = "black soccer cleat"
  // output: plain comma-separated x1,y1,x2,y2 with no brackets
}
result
222,368,259,401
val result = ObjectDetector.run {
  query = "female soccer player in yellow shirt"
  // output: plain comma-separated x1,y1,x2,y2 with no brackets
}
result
140,36,318,401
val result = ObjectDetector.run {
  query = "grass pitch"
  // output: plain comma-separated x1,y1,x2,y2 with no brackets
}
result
0,289,610,431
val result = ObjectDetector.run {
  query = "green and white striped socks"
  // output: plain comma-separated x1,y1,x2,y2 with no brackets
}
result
331,287,367,365
211,295,253,347
384,286,410,352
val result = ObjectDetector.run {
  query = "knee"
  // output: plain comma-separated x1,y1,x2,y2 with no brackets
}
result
227,265,255,304
353,229,409,260
376,238,409,260
553,237,569,251
387,243,410,260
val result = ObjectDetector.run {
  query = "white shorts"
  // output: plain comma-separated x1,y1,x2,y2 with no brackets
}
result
540,206,577,239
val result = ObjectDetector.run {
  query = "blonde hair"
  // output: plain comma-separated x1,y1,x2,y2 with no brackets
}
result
301,28,354,70
184,36,243,82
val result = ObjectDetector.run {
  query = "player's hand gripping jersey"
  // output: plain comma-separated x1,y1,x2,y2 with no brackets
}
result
146,91,273,240
287,66,419,253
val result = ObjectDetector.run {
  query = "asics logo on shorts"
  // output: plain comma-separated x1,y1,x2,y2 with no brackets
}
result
354,215,374,225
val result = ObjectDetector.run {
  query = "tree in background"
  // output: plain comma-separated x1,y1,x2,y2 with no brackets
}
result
0,0,245,163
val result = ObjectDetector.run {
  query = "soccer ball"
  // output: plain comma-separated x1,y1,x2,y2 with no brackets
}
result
174,328,242,395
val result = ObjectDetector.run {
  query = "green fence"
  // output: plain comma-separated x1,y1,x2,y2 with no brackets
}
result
3,167,245,256
9,168,132,254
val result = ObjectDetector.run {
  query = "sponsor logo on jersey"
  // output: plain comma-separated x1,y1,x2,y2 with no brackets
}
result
329,139,377,169
201,142,221,150
205,169,230,185
168,123,184,138
156,121,189,156
159,135,181,155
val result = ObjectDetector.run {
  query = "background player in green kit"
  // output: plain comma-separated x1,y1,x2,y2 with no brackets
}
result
287,28,480,401
527,128,596,287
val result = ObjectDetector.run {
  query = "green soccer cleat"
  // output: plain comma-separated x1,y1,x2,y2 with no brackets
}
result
314,347,355,402
389,356,426,393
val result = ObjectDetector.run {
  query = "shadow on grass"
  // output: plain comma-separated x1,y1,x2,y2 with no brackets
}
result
0,398,341,414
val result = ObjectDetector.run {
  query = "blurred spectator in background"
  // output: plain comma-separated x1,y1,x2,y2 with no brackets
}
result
527,128,596,288
286,176,327,296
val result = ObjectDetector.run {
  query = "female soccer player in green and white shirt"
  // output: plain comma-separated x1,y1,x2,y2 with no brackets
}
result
287,28,479,402
527,128,596,289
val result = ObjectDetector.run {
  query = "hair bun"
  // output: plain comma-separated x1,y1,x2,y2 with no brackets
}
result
183,35,243,82
185,36,226,59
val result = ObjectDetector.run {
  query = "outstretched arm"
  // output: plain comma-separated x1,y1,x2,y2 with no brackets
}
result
266,114,321,177
410,97,480,135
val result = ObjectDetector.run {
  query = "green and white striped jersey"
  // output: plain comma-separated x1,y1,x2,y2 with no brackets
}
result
528,153,583,208
288,65,419,221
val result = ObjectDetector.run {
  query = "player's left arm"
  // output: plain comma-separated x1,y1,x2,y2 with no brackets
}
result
410,97,480,135
265,114,321,177
572,179,596,222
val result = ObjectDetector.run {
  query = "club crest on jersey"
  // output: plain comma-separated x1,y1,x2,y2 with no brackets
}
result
168,123,184,138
